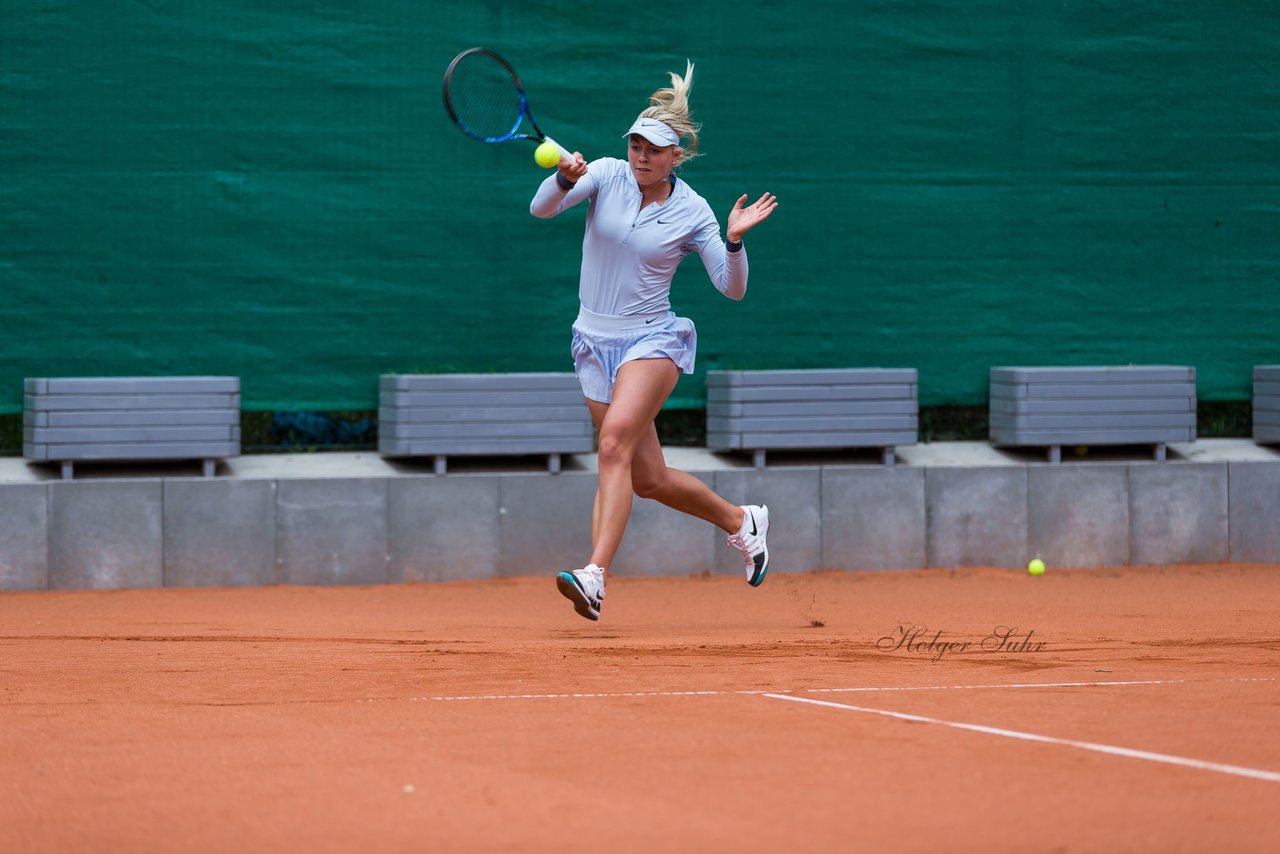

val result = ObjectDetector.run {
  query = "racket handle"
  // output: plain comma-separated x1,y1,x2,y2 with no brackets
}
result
544,137,574,165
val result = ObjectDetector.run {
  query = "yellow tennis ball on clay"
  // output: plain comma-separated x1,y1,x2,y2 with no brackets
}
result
534,141,560,168
1027,558,1046,576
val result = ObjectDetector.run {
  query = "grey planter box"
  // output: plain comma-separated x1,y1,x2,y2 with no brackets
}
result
990,366,1196,463
23,377,241,478
706,368,918,468
378,373,593,474
1255,365,1280,444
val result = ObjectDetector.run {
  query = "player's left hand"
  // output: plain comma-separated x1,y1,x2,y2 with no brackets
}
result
726,192,778,242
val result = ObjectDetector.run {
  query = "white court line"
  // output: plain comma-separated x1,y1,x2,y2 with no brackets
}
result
763,692,1280,784
805,678,1189,694
412,676,1274,704
414,690,727,702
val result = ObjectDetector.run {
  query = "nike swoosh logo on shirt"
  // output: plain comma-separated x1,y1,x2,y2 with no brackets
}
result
645,317,658,324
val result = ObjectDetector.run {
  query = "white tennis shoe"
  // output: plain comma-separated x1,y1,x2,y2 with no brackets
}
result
556,564,606,621
727,504,770,587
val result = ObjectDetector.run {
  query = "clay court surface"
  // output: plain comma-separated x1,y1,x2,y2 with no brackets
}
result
2,565,1277,852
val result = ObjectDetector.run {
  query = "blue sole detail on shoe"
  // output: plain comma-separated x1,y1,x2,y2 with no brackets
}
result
555,571,600,621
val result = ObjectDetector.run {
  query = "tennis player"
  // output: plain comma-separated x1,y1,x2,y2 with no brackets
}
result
530,61,778,621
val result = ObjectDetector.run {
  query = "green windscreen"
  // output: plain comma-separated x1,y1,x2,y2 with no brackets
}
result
3,2,1276,413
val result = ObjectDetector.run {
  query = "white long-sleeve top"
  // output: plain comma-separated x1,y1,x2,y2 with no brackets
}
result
530,157,747,317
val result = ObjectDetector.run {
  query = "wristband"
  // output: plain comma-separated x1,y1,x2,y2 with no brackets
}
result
555,173,576,192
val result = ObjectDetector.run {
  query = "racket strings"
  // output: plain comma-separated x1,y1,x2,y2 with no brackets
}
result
446,55,525,141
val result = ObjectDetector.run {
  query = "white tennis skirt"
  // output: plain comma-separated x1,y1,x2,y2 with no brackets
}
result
570,305,697,404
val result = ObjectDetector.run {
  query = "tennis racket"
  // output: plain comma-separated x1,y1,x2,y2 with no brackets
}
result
443,47,572,164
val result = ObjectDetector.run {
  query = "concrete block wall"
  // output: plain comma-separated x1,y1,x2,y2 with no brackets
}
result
1229,462,1280,563
0,484,47,591
165,479,277,587
0,445,1277,591
49,481,163,589
926,468,1029,568
1027,466,1130,568
822,467,926,571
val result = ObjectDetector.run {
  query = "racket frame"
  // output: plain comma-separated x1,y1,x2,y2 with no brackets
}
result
443,47,569,161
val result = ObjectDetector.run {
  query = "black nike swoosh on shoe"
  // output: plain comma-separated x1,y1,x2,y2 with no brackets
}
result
748,512,758,536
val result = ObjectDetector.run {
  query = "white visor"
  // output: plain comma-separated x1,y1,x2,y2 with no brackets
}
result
623,117,681,147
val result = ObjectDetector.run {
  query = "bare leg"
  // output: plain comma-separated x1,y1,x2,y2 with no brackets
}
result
586,360,745,571
629,421,744,532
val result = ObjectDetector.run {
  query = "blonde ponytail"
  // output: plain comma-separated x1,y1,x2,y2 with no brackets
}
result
639,60,701,162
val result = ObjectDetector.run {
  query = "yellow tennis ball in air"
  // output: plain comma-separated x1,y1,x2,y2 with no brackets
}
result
1028,558,1046,576
534,141,560,168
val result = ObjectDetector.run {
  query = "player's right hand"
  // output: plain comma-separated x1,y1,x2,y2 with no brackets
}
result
558,152,587,183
